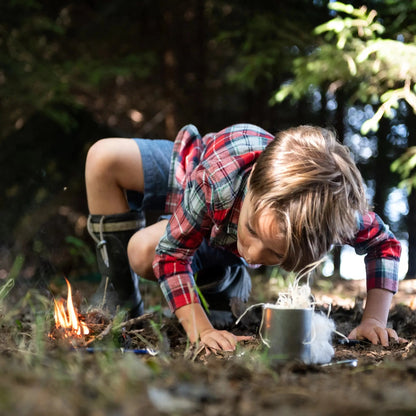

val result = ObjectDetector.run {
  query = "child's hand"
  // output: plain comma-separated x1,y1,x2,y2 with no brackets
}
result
199,328,252,352
348,317,407,346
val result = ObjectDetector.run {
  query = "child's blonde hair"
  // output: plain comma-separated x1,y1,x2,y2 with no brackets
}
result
249,125,368,272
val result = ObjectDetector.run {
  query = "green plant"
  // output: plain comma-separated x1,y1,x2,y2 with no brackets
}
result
65,235,96,267
391,146,416,193
7,255,25,281
0,278,14,307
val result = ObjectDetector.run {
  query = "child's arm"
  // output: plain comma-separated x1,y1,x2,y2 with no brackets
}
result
348,288,406,346
348,212,403,345
155,219,253,351
175,303,252,351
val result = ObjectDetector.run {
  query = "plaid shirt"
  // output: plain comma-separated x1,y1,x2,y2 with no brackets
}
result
153,124,402,312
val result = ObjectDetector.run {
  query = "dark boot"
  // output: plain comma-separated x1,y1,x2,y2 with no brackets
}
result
87,210,145,318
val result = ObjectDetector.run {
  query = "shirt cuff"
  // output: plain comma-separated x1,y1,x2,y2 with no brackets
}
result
365,258,399,294
159,274,200,312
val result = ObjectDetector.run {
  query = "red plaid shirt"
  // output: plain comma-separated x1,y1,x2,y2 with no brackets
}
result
153,124,401,312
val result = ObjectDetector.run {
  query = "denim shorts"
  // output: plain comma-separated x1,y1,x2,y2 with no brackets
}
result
127,138,174,212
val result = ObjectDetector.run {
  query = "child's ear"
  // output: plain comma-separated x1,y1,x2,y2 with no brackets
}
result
248,163,256,186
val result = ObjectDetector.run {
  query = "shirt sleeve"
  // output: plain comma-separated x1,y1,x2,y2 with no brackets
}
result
350,212,401,293
153,167,213,312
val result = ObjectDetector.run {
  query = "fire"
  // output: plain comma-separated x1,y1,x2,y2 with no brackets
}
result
53,278,89,337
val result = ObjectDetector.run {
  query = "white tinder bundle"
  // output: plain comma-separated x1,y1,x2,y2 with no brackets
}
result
310,312,335,364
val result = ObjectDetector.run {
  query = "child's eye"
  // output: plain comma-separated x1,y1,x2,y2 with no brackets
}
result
270,250,283,262
246,222,257,236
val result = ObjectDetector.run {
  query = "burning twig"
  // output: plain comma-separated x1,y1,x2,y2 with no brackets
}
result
50,278,90,340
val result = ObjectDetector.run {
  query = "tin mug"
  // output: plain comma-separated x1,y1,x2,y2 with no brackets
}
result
261,305,313,364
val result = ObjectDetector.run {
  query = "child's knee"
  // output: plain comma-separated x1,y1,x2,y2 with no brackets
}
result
127,229,156,280
86,139,124,181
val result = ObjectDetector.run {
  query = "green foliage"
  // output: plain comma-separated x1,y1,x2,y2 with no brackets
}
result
213,0,323,93
273,44,354,104
0,279,15,315
274,2,416,133
357,37,416,134
273,1,416,188
224,14,301,89
1,1,68,135
391,147,416,193
314,2,385,46
0,0,158,138
7,256,25,281
273,2,383,105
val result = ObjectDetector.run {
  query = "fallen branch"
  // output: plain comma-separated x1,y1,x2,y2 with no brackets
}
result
85,321,113,345
113,312,155,331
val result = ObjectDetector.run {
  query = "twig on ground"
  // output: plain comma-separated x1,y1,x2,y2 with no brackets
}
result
85,322,113,345
113,312,155,331
184,342,207,361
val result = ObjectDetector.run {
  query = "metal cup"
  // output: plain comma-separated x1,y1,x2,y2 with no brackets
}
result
261,304,313,364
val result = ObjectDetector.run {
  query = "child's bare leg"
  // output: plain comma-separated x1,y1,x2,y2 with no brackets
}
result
128,220,168,281
85,138,145,215
85,138,147,317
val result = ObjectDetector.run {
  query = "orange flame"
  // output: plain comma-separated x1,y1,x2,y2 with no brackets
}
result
53,278,89,337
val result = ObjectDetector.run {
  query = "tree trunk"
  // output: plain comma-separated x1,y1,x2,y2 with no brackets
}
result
406,189,416,278
332,89,345,278
405,109,416,279
372,116,390,220
162,7,179,138
194,0,207,131
332,245,342,280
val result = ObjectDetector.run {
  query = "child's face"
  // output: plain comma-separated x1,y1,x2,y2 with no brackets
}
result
237,193,285,266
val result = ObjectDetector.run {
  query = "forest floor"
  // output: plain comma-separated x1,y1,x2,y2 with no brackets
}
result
1,275,416,416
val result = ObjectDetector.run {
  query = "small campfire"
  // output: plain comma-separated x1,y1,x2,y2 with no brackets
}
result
49,278,157,354
50,278,90,340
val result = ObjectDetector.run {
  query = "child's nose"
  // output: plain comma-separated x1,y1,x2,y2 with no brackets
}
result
247,239,264,262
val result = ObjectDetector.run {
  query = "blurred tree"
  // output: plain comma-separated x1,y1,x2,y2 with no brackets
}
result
4,0,415,282
1,0,332,281
0,0,326,137
0,0,160,139
273,1,416,278
210,0,329,130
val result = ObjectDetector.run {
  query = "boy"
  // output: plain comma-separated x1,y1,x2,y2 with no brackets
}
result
85,123,402,352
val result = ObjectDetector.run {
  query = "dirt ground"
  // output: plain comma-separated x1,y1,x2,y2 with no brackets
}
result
2,276,416,416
